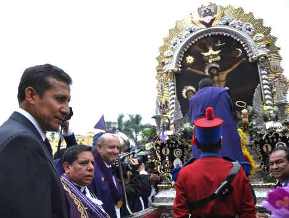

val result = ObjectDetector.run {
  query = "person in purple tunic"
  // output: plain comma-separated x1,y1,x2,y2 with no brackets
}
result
61,145,110,218
189,78,248,170
90,133,123,218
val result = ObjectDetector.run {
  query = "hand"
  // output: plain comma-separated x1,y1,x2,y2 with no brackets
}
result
126,171,133,178
138,163,145,172
150,173,161,185
129,158,139,166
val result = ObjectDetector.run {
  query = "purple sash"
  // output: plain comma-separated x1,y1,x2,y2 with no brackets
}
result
93,151,122,203
61,175,110,218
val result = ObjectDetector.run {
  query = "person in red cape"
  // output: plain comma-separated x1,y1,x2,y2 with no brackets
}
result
173,106,256,218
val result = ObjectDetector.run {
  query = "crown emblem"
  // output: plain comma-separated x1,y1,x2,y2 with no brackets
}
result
197,3,218,27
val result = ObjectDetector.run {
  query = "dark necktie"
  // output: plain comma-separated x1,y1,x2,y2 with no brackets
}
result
76,185,86,195
44,138,53,157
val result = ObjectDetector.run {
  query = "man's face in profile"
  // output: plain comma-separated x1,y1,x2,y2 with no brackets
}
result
31,78,71,131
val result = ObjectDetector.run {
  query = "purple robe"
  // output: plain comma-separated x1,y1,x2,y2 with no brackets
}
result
61,175,109,218
189,86,245,163
90,151,123,218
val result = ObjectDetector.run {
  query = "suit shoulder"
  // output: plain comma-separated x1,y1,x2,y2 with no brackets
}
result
0,130,41,153
0,119,33,138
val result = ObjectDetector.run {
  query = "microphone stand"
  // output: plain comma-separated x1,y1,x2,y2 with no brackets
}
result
117,156,133,215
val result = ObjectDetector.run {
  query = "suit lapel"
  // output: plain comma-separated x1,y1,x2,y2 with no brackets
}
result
10,112,57,172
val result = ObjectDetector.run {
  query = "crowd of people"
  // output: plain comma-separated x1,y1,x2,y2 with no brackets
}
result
0,64,159,218
0,64,288,218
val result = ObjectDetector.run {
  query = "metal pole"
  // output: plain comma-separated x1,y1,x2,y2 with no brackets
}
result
117,157,133,215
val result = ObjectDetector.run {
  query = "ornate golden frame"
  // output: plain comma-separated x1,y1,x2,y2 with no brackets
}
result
156,3,288,132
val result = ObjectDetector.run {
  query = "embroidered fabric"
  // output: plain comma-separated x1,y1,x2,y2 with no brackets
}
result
61,175,109,218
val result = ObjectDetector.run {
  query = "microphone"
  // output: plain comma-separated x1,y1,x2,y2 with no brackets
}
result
119,148,143,159
57,107,74,154
60,107,73,125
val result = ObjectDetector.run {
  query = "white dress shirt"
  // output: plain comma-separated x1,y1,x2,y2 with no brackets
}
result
16,108,46,141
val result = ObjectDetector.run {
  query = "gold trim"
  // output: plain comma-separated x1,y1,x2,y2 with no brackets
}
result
156,3,287,131
61,180,89,218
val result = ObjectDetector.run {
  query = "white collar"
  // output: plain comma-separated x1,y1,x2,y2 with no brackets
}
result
104,161,111,168
80,186,86,193
16,108,46,141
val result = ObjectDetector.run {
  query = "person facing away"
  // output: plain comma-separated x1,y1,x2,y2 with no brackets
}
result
189,77,248,171
269,146,289,187
90,133,123,218
61,144,110,218
173,107,256,218
0,64,72,218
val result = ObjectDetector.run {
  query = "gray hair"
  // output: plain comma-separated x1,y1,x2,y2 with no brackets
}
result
92,133,120,148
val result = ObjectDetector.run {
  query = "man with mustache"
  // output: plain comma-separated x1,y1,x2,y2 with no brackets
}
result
61,145,109,218
269,146,289,187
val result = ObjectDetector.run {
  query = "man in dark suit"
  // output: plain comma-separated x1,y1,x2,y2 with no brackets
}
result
0,64,72,218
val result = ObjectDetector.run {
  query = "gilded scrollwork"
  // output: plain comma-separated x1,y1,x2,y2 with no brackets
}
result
156,2,288,132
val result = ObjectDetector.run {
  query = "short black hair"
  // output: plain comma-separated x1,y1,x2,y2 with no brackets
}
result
196,139,222,153
17,64,72,103
62,145,92,165
198,77,214,89
53,148,67,160
270,146,289,161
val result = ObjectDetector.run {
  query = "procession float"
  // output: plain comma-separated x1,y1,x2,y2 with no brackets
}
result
128,2,289,217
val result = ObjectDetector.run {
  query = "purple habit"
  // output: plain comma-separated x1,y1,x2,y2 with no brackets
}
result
61,175,109,218
189,86,245,163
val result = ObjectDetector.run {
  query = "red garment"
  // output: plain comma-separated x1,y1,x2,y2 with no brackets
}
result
173,157,256,218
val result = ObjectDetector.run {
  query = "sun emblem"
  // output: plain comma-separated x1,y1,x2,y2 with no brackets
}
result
186,55,195,64
182,86,196,99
